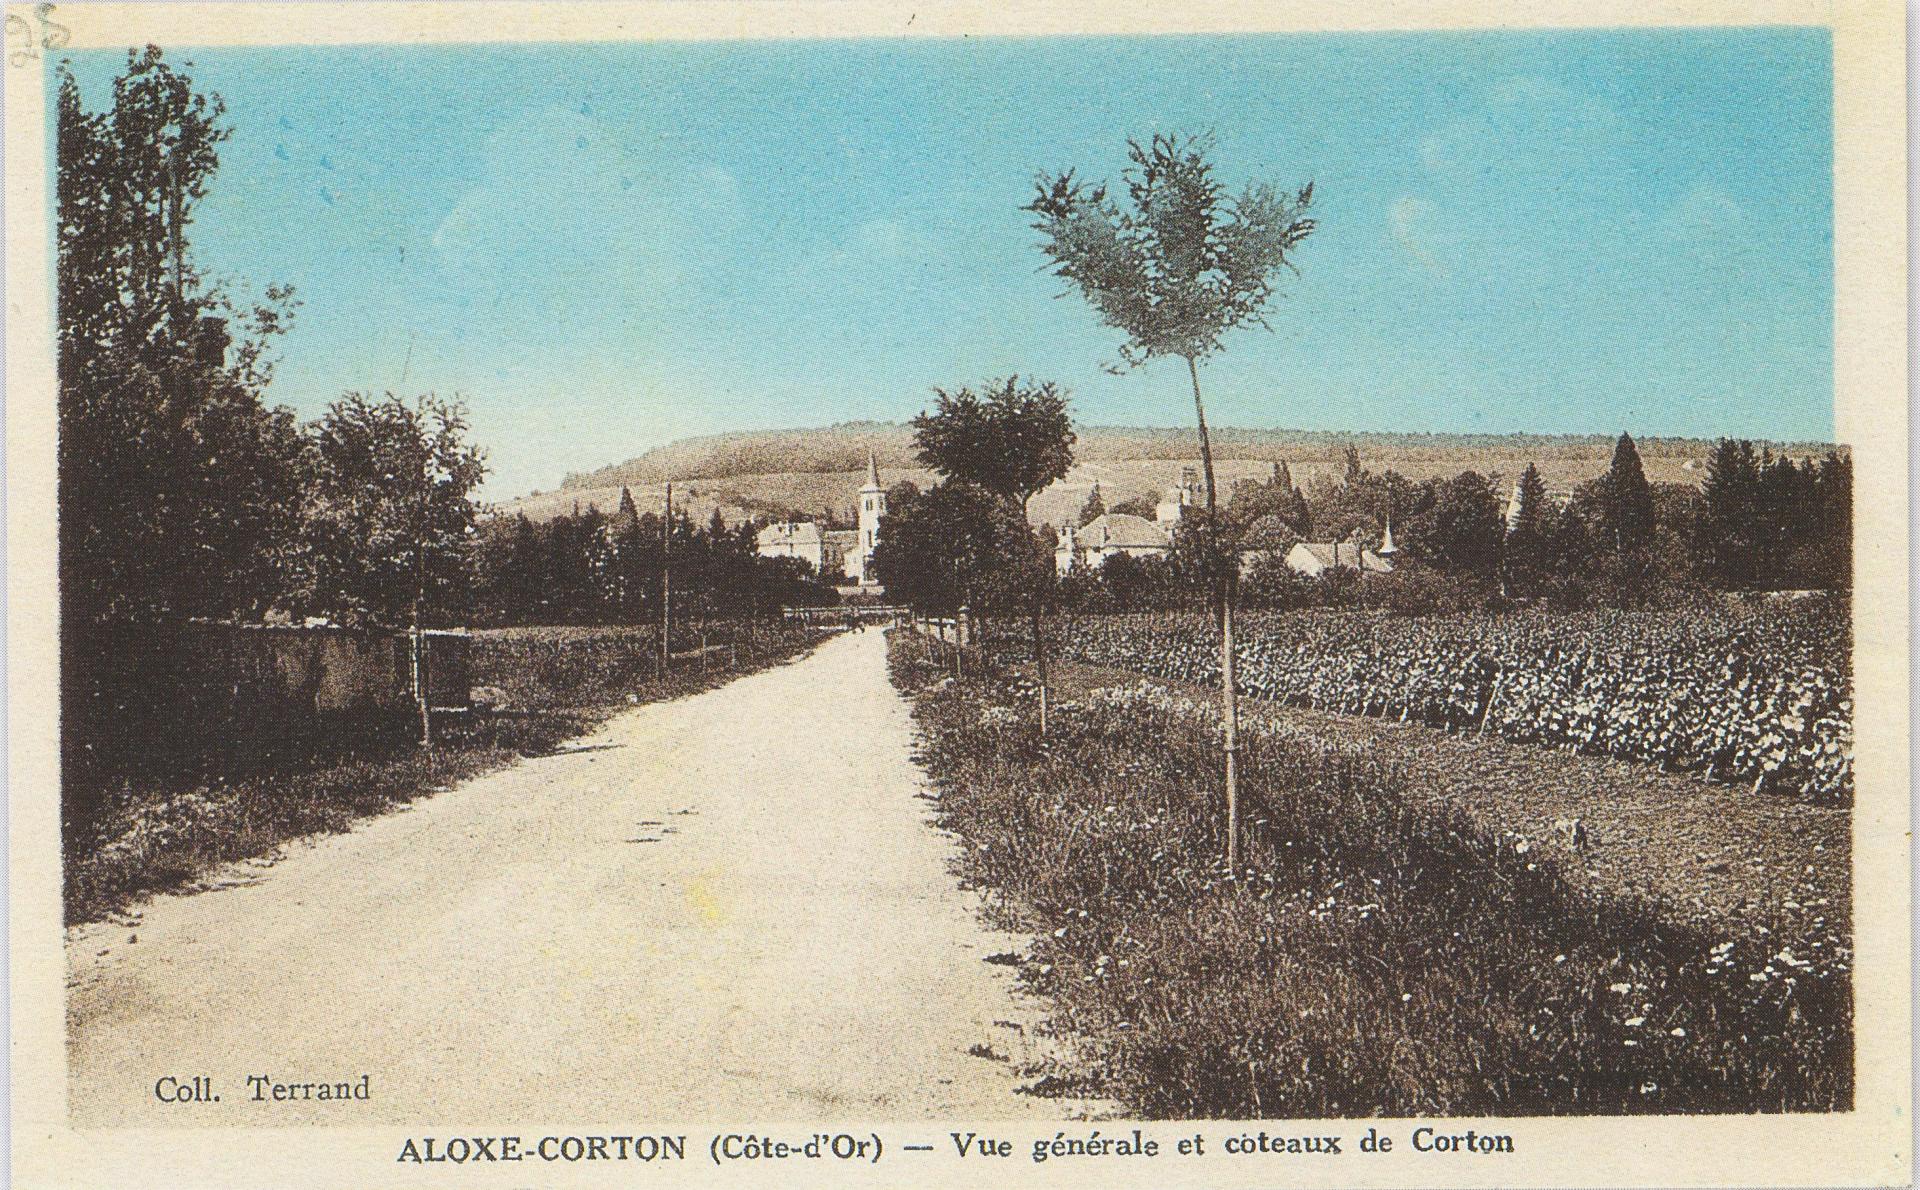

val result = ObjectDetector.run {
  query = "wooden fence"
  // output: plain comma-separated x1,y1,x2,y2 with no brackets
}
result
783,604,913,628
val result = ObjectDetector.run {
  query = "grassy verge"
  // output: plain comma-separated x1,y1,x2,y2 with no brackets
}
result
889,629,1850,1118
64,623,819,925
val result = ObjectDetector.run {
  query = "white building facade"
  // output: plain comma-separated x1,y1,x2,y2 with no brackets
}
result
753,450,888,586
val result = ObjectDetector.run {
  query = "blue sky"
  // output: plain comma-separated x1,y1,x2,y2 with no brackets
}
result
62,29,1833,498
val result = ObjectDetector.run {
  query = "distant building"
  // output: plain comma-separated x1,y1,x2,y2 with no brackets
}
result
1154,466,1200,531
1057,467,1207,574
753,451,888,586
754,520,827,572
1285,541,1394,577
1056,513,1173,574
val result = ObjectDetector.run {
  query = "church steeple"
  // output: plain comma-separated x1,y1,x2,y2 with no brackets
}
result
854,450,887,585
1379,513,1398,557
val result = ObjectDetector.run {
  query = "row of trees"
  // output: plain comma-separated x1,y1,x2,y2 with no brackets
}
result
1059,431,1852,611
469,500,838,628
58,46,869,655
59,50,488,640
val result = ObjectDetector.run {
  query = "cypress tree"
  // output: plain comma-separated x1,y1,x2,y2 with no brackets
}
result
1078,482,1106,526
1700,438,1761,588
1503,463,1550,597
1602,432,1655,553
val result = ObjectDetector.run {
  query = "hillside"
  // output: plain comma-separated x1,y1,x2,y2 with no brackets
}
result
554,422,1825,490
499,423,1842,529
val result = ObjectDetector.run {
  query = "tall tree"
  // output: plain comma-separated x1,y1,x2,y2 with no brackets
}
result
1698,438,1761,588
1030,132,1315,870
57,49,305,630
297,392,487,629
911,377,1075,510
911,377,1077,729
1408,471,1503,576
1502,462,1551,597
1596,432,1656,554
1078,482,1107,526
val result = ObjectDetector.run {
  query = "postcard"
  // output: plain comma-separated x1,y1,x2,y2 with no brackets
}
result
7,1,1909,1186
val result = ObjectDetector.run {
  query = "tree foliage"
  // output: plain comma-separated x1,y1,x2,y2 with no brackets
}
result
469,505,834,628
1078,482,1107,527
1027,133,1315,371
296,393,488,627
1502,462,1552,597
870,482,1027,615
1591,432,1656,554
911,377,1075,509
1697,441,1849,591
57,48,304,627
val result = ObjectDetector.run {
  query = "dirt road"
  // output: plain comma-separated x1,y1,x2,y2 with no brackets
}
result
67,629,1082,1125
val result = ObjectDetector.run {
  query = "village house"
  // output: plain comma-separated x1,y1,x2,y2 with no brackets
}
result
1055,468,1201,574
1055,513,1173,573
753,451,888,586
1281,515,1398,577
753,520,826,571
1284,541,1395,576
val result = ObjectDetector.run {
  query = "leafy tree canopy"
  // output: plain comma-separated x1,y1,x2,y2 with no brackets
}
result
911,376,1075,509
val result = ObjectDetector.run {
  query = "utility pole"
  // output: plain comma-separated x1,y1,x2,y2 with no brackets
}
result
413,411,433,748
660,481,672,673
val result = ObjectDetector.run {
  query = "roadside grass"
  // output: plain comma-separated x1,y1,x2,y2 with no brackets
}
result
888,630,1851,1118
64,623,820,925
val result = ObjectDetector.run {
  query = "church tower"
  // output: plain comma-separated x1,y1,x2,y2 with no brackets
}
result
856,449,886,584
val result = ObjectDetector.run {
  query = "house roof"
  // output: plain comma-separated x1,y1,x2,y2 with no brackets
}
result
822,529,859,547
1291,541,1393,573
1082,513,1172,551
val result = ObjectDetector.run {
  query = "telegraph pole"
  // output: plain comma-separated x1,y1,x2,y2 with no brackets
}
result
660,482,672,673
413,400,433,748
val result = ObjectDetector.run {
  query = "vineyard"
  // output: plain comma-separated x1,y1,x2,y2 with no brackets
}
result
889,632,1850,1116
1009,599,1852,802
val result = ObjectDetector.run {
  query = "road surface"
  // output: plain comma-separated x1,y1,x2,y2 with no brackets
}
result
67,629,1087,1125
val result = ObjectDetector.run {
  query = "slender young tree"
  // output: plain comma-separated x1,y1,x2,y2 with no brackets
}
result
1029,132,1315,869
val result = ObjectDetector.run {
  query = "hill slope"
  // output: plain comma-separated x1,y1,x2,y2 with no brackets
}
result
499,423,1840,529
557,422,1814,490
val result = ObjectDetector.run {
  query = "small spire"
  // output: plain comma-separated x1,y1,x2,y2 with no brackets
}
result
1379,513,1398,556
864,448,882,490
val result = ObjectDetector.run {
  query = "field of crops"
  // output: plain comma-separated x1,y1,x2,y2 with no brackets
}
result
1020,600,1851,802
890,631,1850,1116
